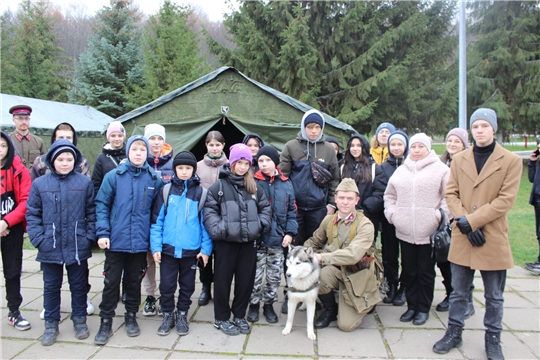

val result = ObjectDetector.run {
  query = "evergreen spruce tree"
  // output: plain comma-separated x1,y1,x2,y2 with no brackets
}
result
467,1,540,135
127,0,209,107
207,0,457,134
69,0,143,117
1,1,70,102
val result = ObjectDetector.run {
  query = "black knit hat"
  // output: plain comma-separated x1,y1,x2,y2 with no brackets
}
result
256,145,280,167
173,151,197,172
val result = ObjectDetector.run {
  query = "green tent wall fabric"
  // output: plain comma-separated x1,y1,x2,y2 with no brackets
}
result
116,67,356,159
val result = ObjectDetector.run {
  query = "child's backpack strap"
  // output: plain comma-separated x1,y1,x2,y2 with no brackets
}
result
199,187,207,213
162,183,172,216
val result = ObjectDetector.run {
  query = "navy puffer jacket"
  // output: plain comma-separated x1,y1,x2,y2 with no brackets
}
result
26,140,96,265
204,164,272,243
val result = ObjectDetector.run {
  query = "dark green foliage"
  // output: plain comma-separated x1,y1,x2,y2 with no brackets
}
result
127,0,210,107
1,1,71,102
467,1,540,134
206,0,458,135
69,0,143,118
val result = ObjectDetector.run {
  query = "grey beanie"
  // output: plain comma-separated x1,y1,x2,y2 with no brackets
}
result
470,108,497,133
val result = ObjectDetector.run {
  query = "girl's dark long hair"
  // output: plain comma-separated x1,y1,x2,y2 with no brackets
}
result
342,135,371,184
205,130,225,145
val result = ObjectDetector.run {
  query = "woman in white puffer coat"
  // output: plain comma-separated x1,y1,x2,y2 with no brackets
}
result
384,133,450,326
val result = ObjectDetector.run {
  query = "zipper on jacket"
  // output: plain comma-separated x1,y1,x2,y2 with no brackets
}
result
54,194,58,213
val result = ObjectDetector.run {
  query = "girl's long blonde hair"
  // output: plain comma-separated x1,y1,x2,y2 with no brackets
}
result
231,162,257,194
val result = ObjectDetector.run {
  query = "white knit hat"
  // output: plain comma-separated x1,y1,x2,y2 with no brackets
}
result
144,123,166,141
409,133,432,151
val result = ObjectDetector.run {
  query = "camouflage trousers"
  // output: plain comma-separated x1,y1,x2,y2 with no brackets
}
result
250,246,284,305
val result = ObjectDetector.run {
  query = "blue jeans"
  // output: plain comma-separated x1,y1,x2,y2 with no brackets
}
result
42,260,89,321
448,263,506,335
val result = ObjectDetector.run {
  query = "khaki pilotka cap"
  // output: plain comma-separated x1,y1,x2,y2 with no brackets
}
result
335,178,359,194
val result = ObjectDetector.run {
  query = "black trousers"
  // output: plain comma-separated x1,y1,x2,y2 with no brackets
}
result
213,241,257,321
98,251,147,318
1,223,24,313
535,203,540,262
436,261,453,294
381,217,401,286
294,207,327,245
159,253,197,313
400,240,435,313
199,251,214,285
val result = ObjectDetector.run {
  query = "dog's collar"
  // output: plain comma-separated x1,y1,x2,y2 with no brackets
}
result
284,281,320,293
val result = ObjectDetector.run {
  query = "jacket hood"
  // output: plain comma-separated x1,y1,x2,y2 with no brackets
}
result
51,122,78,146
1,130,16,169
347,134,371,158
242,133,264,148
45,139,83,176
147,142,173,167
387,130,409,159
300,109,325,143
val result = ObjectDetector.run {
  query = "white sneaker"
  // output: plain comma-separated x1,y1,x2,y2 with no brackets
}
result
87,297,95,315
40,309,45,320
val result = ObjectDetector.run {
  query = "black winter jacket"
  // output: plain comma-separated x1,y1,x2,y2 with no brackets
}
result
254,169,298,249
92,143,127,194
529,160,540,205
204,164,272,243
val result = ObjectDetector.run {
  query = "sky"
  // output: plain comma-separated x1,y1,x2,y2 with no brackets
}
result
0,0,232,22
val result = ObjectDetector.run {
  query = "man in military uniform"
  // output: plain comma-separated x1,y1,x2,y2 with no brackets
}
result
9,105,46,171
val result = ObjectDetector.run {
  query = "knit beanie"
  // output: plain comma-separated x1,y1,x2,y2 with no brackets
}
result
388,133,407,147
256,146,280,167
302,109,324,128
409,133,432,151
376,122,396,136
106,121,126,140
126,135,149,159
335,178,359,194
242,133,265,148
173,151,197,173
326,136,340,149
445,128,469,149
470,108,498,133
144,123,166,141
51,145,77,163
229,143,252,166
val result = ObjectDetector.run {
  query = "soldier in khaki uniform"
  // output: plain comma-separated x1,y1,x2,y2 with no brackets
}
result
304,178,381,332
8,105,46,171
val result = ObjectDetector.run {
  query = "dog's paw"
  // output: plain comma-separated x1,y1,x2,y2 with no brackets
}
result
307,331,316,340
298,303,306,311
282,327,292,336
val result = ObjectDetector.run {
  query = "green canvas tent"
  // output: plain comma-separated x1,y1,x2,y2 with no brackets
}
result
116,66,356,160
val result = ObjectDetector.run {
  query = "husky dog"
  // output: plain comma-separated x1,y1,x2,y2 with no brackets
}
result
282,245,320,340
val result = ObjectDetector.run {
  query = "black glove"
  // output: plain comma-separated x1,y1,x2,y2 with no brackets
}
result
455,216,473,234
467,229,486,247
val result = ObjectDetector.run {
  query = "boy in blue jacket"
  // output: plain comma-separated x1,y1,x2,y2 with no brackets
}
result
93,135,162,345
247,146,298,323
150,151,212,336
26,140,96,346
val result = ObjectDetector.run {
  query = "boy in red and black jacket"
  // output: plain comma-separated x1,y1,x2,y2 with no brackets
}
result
0,130,32,331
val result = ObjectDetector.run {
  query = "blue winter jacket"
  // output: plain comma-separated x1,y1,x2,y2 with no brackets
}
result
150,174,212,258
95,137,163,253
254,169,298,249
26,140,96,265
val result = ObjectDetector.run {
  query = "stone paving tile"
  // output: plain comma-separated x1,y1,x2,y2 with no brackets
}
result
20,260,42,274
245,324,315,356
519,291,540,307
170,351,240,359
317,328,387,358
459,329,537,360
385,328,465,359
506,278,540,292
513,331,540,358
13,342,100,359
435,306,499,331
104,316,179,349
508,266,538,278
473,291,538,308
502,308,540,331
92,346,169,359
0,339,34,359
0,310,45,340
174,322,245,353
376,306,446,329
54,313,122,345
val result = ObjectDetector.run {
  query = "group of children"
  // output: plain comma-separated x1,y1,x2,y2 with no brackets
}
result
1,119,300,345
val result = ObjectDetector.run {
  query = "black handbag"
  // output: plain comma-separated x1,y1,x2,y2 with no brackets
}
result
430,208,451,262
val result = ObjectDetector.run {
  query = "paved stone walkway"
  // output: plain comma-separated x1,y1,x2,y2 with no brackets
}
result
1,250,539,359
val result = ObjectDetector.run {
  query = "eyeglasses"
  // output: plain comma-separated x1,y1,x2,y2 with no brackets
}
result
13,116,30,122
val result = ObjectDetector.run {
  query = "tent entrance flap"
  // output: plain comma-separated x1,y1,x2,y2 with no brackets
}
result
190,116,246,160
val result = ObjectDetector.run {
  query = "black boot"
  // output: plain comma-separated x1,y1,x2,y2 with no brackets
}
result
124,312,140,337
314,293,337,329
263,303,278,323
433,325,463,354
157,311,175,336
41,320,59,346
393,286,406,306
383,283,397,304
485,333,505,360
436,294,450,312
72,316,89,340
247,303,259,323
94,317,113,345
198,283,211,306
